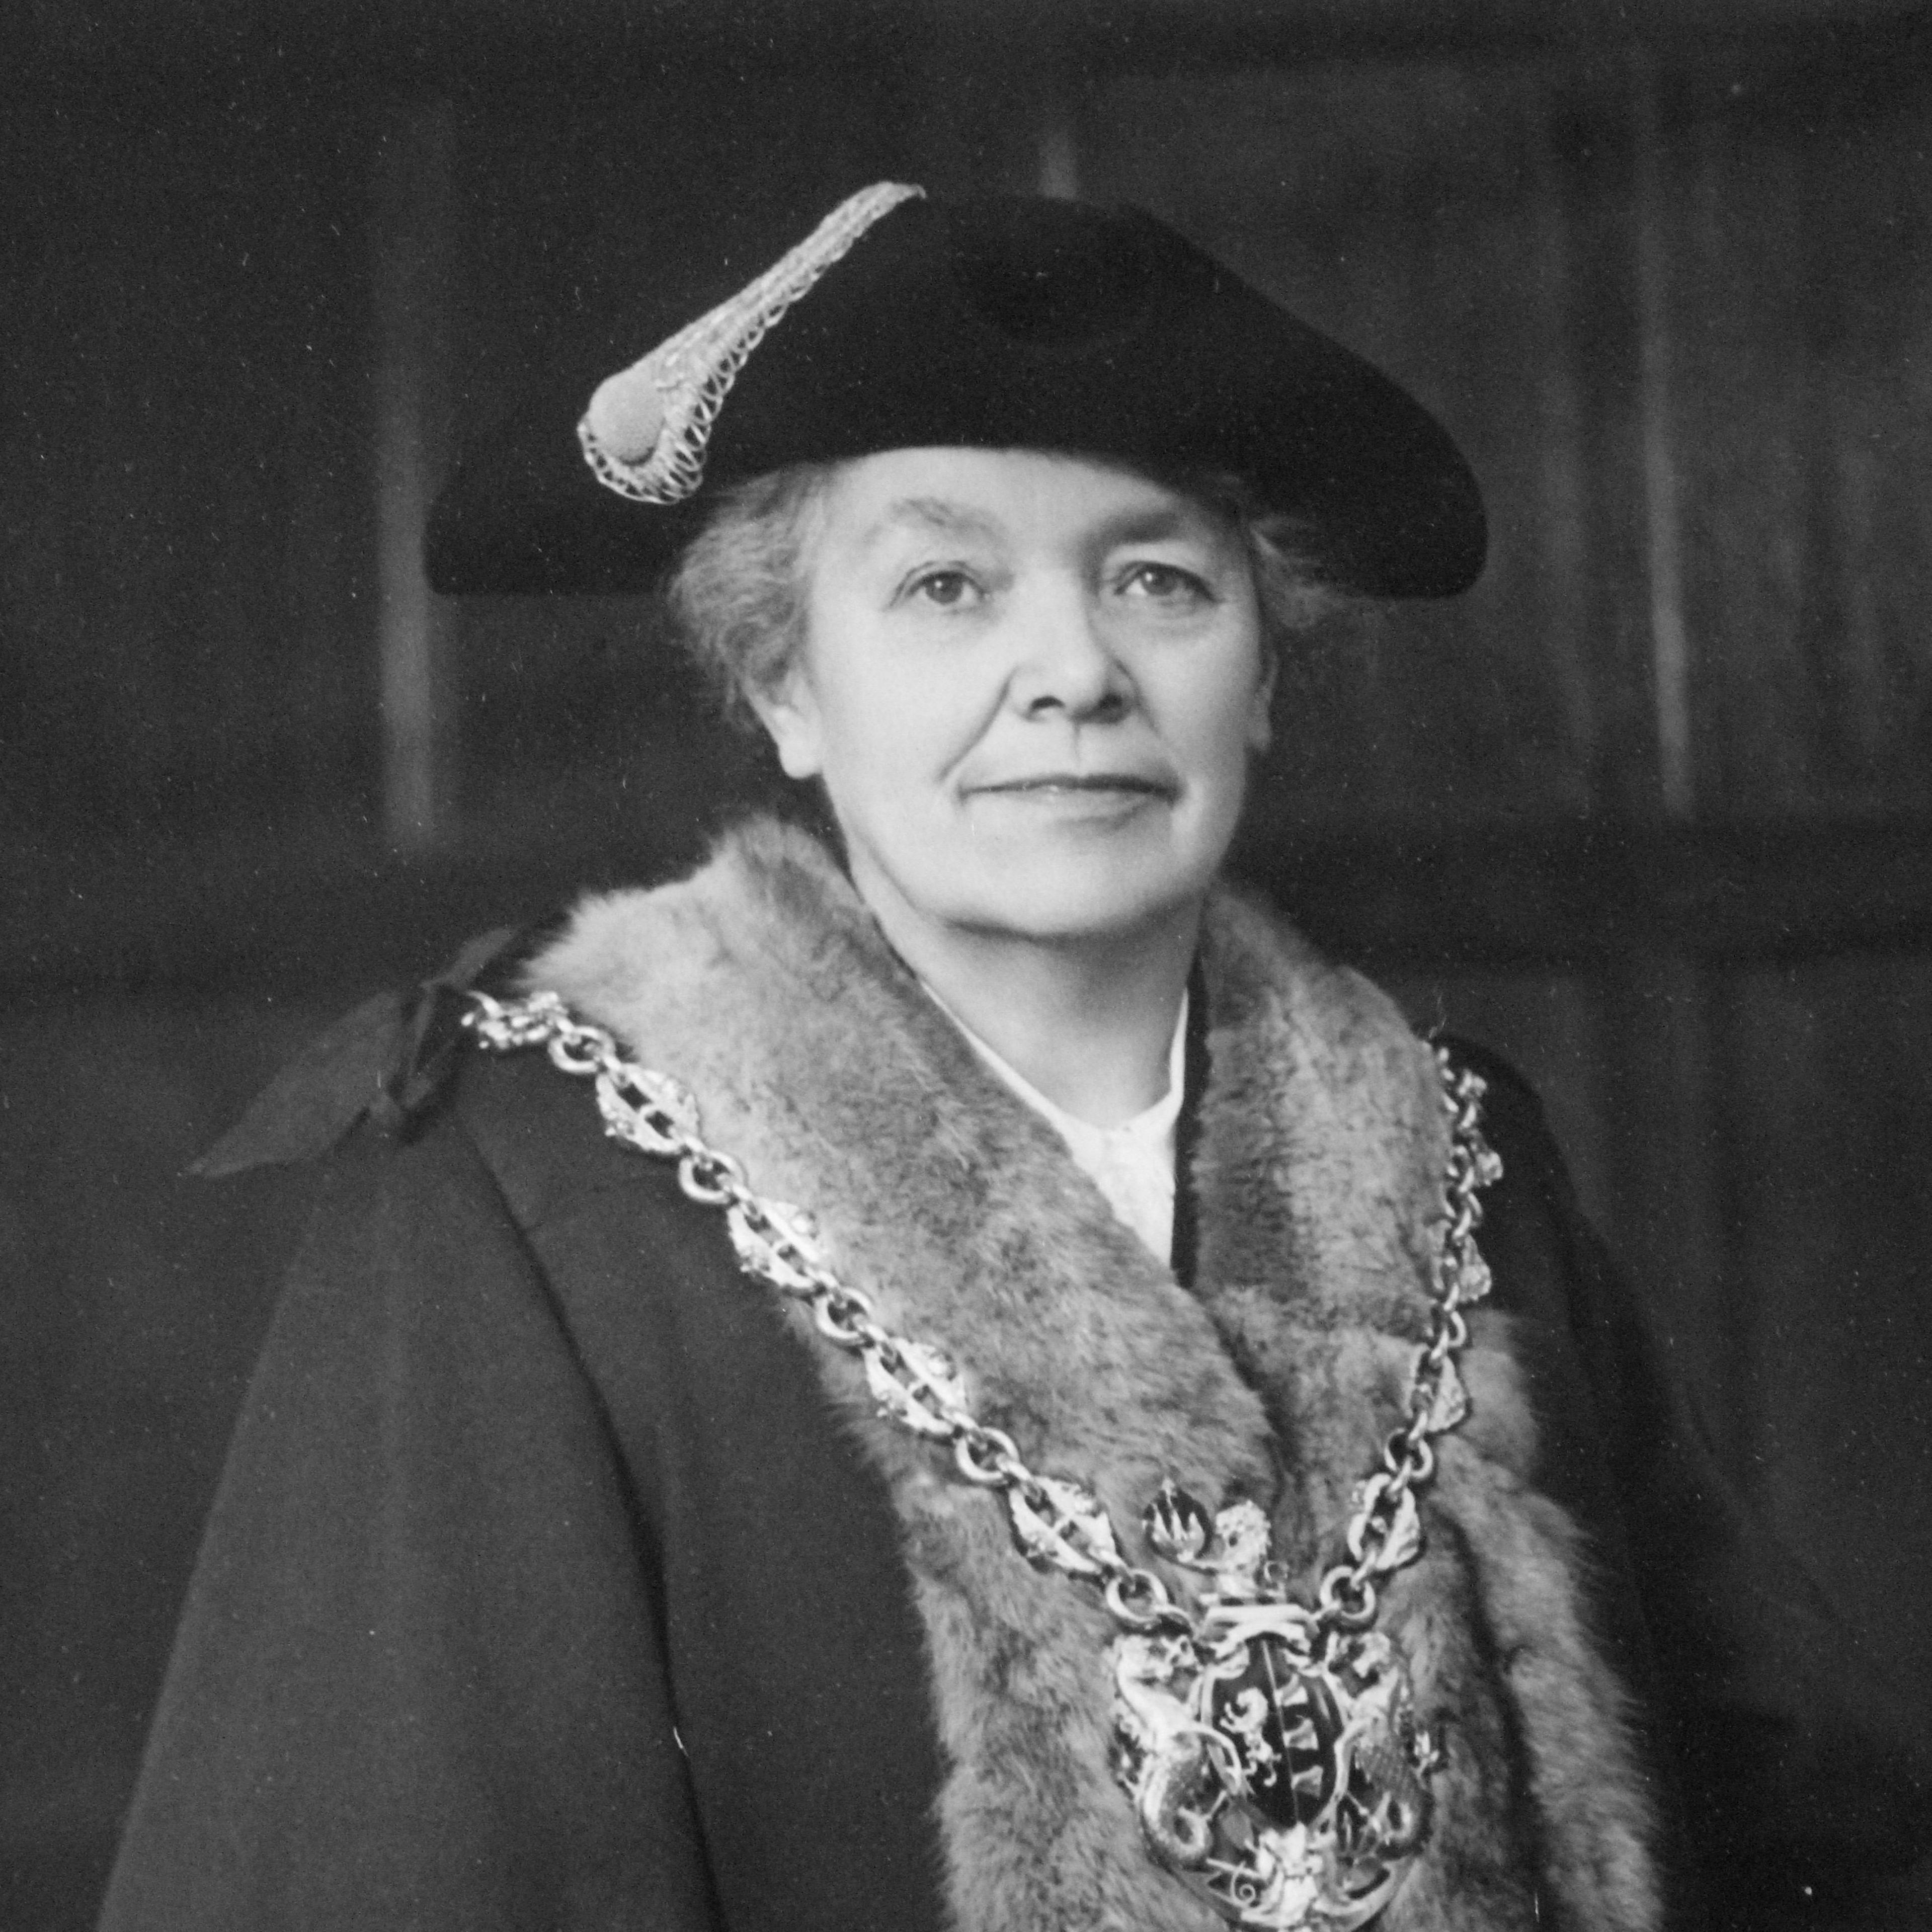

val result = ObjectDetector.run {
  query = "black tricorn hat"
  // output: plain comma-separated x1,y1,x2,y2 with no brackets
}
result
426,184,1485,599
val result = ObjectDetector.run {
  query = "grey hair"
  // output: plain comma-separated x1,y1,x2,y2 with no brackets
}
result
662,463,835,734
661,458,1344,733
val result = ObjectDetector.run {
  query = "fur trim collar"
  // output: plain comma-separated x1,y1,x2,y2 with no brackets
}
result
526,817,1660,1932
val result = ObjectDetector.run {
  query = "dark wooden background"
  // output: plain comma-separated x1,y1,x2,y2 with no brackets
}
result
5,3,1931,1925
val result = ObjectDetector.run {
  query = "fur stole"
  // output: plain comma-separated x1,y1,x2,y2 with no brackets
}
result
525,817,1661,1932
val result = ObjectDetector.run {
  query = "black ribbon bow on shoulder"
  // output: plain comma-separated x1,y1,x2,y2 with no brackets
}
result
191,926,525,1179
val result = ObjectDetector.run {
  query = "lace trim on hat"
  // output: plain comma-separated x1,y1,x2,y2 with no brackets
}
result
578,181,925,506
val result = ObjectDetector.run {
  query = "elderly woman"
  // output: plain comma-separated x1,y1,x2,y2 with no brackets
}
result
102,187,1925,1932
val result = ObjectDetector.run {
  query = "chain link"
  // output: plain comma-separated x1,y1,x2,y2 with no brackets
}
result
1308,1048,1500,1623
465,992,1498,1643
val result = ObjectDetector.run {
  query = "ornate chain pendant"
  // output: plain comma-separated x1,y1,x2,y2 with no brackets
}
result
467,993,1498,1932
1112,1487,1439,1930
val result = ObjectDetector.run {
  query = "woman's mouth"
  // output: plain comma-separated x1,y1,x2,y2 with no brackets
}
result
971,773,1178,800
962,773,1179,828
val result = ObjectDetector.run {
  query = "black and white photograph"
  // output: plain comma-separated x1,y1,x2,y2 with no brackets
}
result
5,4,1930,1928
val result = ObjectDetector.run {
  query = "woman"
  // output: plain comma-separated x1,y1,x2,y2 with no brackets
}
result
101,187,1925,1932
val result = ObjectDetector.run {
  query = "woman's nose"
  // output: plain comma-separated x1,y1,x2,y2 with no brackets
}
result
1007,586,1133,721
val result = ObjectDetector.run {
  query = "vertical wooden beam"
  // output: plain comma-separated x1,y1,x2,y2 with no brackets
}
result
1528,77,1601,805
1631,55,1695,821
1035,77,1080,199
371,97,457,855
1628,68,1737,1456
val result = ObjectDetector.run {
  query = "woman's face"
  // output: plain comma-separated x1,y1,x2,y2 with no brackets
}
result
751,447,1273,953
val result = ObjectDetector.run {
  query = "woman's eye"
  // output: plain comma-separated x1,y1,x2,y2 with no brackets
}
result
1119,561,1214,605
905,568,982,609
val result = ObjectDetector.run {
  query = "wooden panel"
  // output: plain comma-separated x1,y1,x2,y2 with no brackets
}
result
1660,66,1932,815
1081,49,1932,827
0,74,378,842
1725,953,1932,1650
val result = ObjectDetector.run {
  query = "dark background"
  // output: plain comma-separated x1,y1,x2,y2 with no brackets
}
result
6,3,1932,1925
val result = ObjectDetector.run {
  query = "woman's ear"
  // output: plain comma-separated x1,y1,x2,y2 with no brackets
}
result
1246,648,1277,756
744,665,827,781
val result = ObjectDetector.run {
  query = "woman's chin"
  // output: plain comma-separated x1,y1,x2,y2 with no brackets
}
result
847,815,1234,952
925,858,1213,948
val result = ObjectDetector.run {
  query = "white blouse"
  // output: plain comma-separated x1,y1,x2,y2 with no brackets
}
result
928,988,1187,1264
